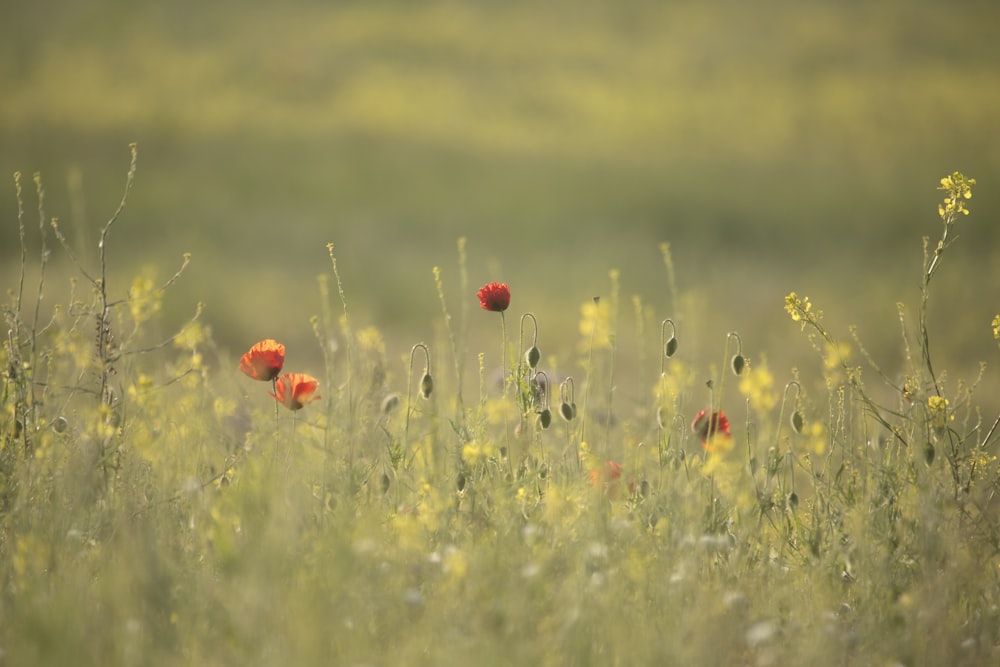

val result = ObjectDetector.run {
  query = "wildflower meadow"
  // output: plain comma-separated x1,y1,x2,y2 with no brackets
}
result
1,143,999,666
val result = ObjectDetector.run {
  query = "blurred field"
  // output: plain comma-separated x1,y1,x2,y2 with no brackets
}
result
3,0,999,394
4,3,1000,665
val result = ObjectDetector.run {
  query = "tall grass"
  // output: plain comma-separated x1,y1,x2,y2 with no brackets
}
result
1,151,998,665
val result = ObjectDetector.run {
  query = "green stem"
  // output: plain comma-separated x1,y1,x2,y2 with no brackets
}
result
500,311,512,477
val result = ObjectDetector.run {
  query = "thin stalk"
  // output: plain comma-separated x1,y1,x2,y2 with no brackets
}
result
326,243,356,486
500,310,512,477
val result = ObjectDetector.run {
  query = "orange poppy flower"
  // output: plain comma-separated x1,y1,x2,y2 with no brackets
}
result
240,339,285,381
589,460,622,486
270,373,321,410
477,282,511,312
691,409,731,451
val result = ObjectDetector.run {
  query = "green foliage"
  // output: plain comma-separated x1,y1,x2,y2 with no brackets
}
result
2,154,999,665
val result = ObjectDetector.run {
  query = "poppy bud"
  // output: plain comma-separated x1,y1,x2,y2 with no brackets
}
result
525,346,541,369
380,472,391,494
790,410,804,434
456,472,467,493
420,373,434,399
382,393,400,415
924,441,935,465
664,336,678,358
560,401,576,421
537,408,552,430
787,492,799,509
52,416,68,434
731,354,746,376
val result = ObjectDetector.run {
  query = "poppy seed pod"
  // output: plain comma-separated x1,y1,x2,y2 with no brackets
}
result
420,373,434,399
665,336,678,358
731,354,746,376
525,345,541,369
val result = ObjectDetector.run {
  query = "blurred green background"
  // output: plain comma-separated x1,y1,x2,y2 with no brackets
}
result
3,0,999,398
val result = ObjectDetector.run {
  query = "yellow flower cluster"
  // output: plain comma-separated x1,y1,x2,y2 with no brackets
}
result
937,171,976,221
578,299,613,352
461,441,496,465
128,270,163,327
992,315,1000,341
784,292,821,330
927,395,950,431
824,341,851,371
356,326,386,356
739,359,777,413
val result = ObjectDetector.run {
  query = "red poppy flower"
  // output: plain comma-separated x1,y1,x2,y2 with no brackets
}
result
477,282,511,312
691,409,731,451
589,460,623,486
270,373,321,410
240,339,285,381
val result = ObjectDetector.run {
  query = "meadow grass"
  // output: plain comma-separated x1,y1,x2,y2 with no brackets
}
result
2,149,999,666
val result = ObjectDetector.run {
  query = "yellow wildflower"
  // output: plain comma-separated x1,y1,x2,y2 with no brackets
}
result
356,326,386,356
927,395,950,431
937,171,976,220
739,358,777,413
784,292,821,330
578,299,613,352
824,342,851,371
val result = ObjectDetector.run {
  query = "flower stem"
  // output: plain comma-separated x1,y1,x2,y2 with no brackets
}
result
500,311,512,477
